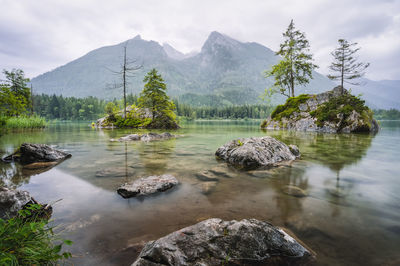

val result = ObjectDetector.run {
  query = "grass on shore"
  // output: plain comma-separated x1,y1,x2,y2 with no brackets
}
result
0,116,47,129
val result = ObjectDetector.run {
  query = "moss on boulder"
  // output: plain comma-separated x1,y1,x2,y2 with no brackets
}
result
261,86,379,133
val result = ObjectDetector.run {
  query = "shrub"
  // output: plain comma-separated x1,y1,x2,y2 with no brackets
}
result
0,204,72,265
310,93,370,129
270,94,311,121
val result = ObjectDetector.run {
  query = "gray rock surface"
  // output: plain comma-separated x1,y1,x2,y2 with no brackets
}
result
2,143,71,164
0,187,31,219
262,86,379,133
113,132,175,142
215,136,300,169
117,175,179,198
131,218,314,265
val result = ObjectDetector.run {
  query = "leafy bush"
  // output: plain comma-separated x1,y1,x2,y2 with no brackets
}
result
310,93,370,128
271,94,311,121
0,204,72,265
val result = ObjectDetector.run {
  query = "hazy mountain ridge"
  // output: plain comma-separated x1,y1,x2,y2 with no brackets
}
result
30,31,398,108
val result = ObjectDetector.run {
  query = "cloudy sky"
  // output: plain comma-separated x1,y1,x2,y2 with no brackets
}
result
1,0,399,80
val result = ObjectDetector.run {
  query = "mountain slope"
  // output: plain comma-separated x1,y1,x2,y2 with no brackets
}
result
351,78,400,109
31,31,335,105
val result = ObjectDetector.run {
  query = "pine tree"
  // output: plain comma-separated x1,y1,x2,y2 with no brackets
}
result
327,39,370,94
265,20,317,98
0,69,31,116
138,69,177,127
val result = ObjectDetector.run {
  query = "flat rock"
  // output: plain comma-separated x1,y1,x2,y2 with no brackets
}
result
282,185,308,197
117,174,179,198
2,143,71,164
131,218,315,265
215,136,300,170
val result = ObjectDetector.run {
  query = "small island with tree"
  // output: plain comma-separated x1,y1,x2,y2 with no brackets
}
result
96,68,179,129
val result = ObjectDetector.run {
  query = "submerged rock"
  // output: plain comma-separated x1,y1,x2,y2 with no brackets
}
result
215,136,300,170
131,218,315,265
112,132,175,142
282,185,308,197
117,174,179,198
195,170,220,182
22,161,59,170
0,187,52,219
2,143,71,164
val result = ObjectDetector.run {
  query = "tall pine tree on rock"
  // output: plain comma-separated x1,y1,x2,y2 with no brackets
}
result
265,20,317,98
327,39,370,95
138,69,178,129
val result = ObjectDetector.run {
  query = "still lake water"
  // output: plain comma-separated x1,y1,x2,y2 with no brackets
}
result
1,120,400,265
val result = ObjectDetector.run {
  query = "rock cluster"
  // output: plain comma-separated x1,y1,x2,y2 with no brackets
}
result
2,143,71,164
262,86,379,133
215,136,300,169
132,218,314,265
117,175,179,198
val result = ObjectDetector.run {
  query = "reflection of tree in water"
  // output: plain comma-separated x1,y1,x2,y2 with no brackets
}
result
269,164,308,223
274,131,374,172
136,139,176,176
0,161,29,189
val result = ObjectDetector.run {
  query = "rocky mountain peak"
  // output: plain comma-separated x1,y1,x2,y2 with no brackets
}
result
201,31,241,53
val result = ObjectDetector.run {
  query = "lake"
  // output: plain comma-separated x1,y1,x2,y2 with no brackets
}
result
1,120,400,265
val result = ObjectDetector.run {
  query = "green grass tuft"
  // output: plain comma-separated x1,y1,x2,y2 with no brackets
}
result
2,116,47,129
0,204,72,265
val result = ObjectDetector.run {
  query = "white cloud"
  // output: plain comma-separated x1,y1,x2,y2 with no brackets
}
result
0,0,399,80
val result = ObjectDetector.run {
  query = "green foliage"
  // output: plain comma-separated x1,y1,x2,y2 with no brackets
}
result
0,204,72,265
270,94,311,121
265,20,318,98
174,100,272,119
373,109,400,120
138,69,177,128
105,102,118,116
0,70,32,117
327,39,370,89
237,139,243,146
310,93,370,128
3,116,47,129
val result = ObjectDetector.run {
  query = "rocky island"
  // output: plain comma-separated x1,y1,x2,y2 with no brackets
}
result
261,86,379,133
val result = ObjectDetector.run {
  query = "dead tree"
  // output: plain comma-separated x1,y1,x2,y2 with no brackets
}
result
106,41,142,119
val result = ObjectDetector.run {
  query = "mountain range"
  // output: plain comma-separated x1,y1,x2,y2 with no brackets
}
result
30,31,399,108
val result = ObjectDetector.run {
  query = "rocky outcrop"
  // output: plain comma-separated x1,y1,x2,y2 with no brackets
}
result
0,187,52,219
215,136,300,170
2,143,71,165
117,175,179,198
96,106,152,129
113,132,175,142
261,86,379,133
131,218,315,265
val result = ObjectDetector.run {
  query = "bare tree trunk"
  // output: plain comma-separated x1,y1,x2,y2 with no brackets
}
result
341,48,344,95
123,45,127,119
30,84,34,116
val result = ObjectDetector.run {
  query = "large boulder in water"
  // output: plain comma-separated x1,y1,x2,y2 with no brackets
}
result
2,143,71,164
117,175,179,198
131,218,315,265
215,136,300,170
